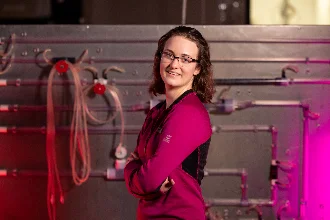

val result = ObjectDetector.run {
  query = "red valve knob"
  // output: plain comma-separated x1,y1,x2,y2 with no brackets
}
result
55,60,68,73
93,83,106,95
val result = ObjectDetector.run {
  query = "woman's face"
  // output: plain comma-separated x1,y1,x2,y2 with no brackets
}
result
159,36,200,91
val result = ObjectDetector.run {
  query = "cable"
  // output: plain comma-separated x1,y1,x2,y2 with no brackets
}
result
103,66,127,166
43,48,127,219
81,66,127,167
82,66,125,125
0,34,16,75
46,63,63,220
42,49,53,65
44,49,91,220
67,61,91,186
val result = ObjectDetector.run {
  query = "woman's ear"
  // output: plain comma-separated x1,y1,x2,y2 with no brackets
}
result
193,66,201,76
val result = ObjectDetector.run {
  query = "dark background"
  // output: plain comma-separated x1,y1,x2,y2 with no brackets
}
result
0,0,250,25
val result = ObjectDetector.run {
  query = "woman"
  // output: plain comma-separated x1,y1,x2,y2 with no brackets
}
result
124,26,214,220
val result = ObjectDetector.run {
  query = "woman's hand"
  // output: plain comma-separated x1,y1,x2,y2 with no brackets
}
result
160,177,175,194
125,152,175,195
125,152,139,166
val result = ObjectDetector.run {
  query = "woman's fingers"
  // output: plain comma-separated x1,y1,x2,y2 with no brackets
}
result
125,152,140,166
160,177,175,194
131,152,139,159
166,178,175,188
125,157,133,165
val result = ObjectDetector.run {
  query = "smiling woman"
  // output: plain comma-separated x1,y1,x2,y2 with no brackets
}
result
150,26,214,104
159,35,201,107
124,26,215,220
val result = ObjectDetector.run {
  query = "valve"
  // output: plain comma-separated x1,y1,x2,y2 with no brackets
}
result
55,60,68,74
93,78,107,95
114,144,128,170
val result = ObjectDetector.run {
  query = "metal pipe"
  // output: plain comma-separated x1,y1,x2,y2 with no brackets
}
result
241,169,248,202
213,78,287,86
2,78,330,87
212,125,273,133
4,38,330,44
0,126,141,135
204,168,246,176
290,78,330,84
271,126,278,162
271,126,278,204
2,57,330,64
252,100,303,107
204,168,249,203
0,103,148,112
4,58,153,64
208,100,310,114
0,100,307,113
181,0,187,25
0,168,124,180
210,124,278,208
300,108,310,220
271,181,277,205
0,125,275,135
211,58,330,63
214,78,330,85
205,198,274,207
0,79,151,87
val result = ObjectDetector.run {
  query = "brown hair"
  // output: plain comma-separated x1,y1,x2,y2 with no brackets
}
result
149,26,214,103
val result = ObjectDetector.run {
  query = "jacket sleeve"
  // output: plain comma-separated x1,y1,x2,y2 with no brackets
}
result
125,104,212,194
125,159,164,200
124,107,165,199
124,132,161,199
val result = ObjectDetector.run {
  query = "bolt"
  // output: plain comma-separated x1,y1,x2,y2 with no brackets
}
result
233,1,240,8
218,3,227,10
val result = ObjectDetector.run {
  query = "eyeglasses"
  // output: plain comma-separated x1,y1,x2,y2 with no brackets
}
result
161,51,199,65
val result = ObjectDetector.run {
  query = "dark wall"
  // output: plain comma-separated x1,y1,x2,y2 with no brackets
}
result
83,0,249,24
0,0,249,25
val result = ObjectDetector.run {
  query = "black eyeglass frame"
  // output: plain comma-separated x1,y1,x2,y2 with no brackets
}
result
160,51,200,64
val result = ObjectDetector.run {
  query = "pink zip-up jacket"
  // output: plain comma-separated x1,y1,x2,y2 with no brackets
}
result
124,90,212,220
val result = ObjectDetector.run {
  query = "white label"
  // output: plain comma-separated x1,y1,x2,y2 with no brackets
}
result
0,105,9,112
0,80,7,86
0,127,8,133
